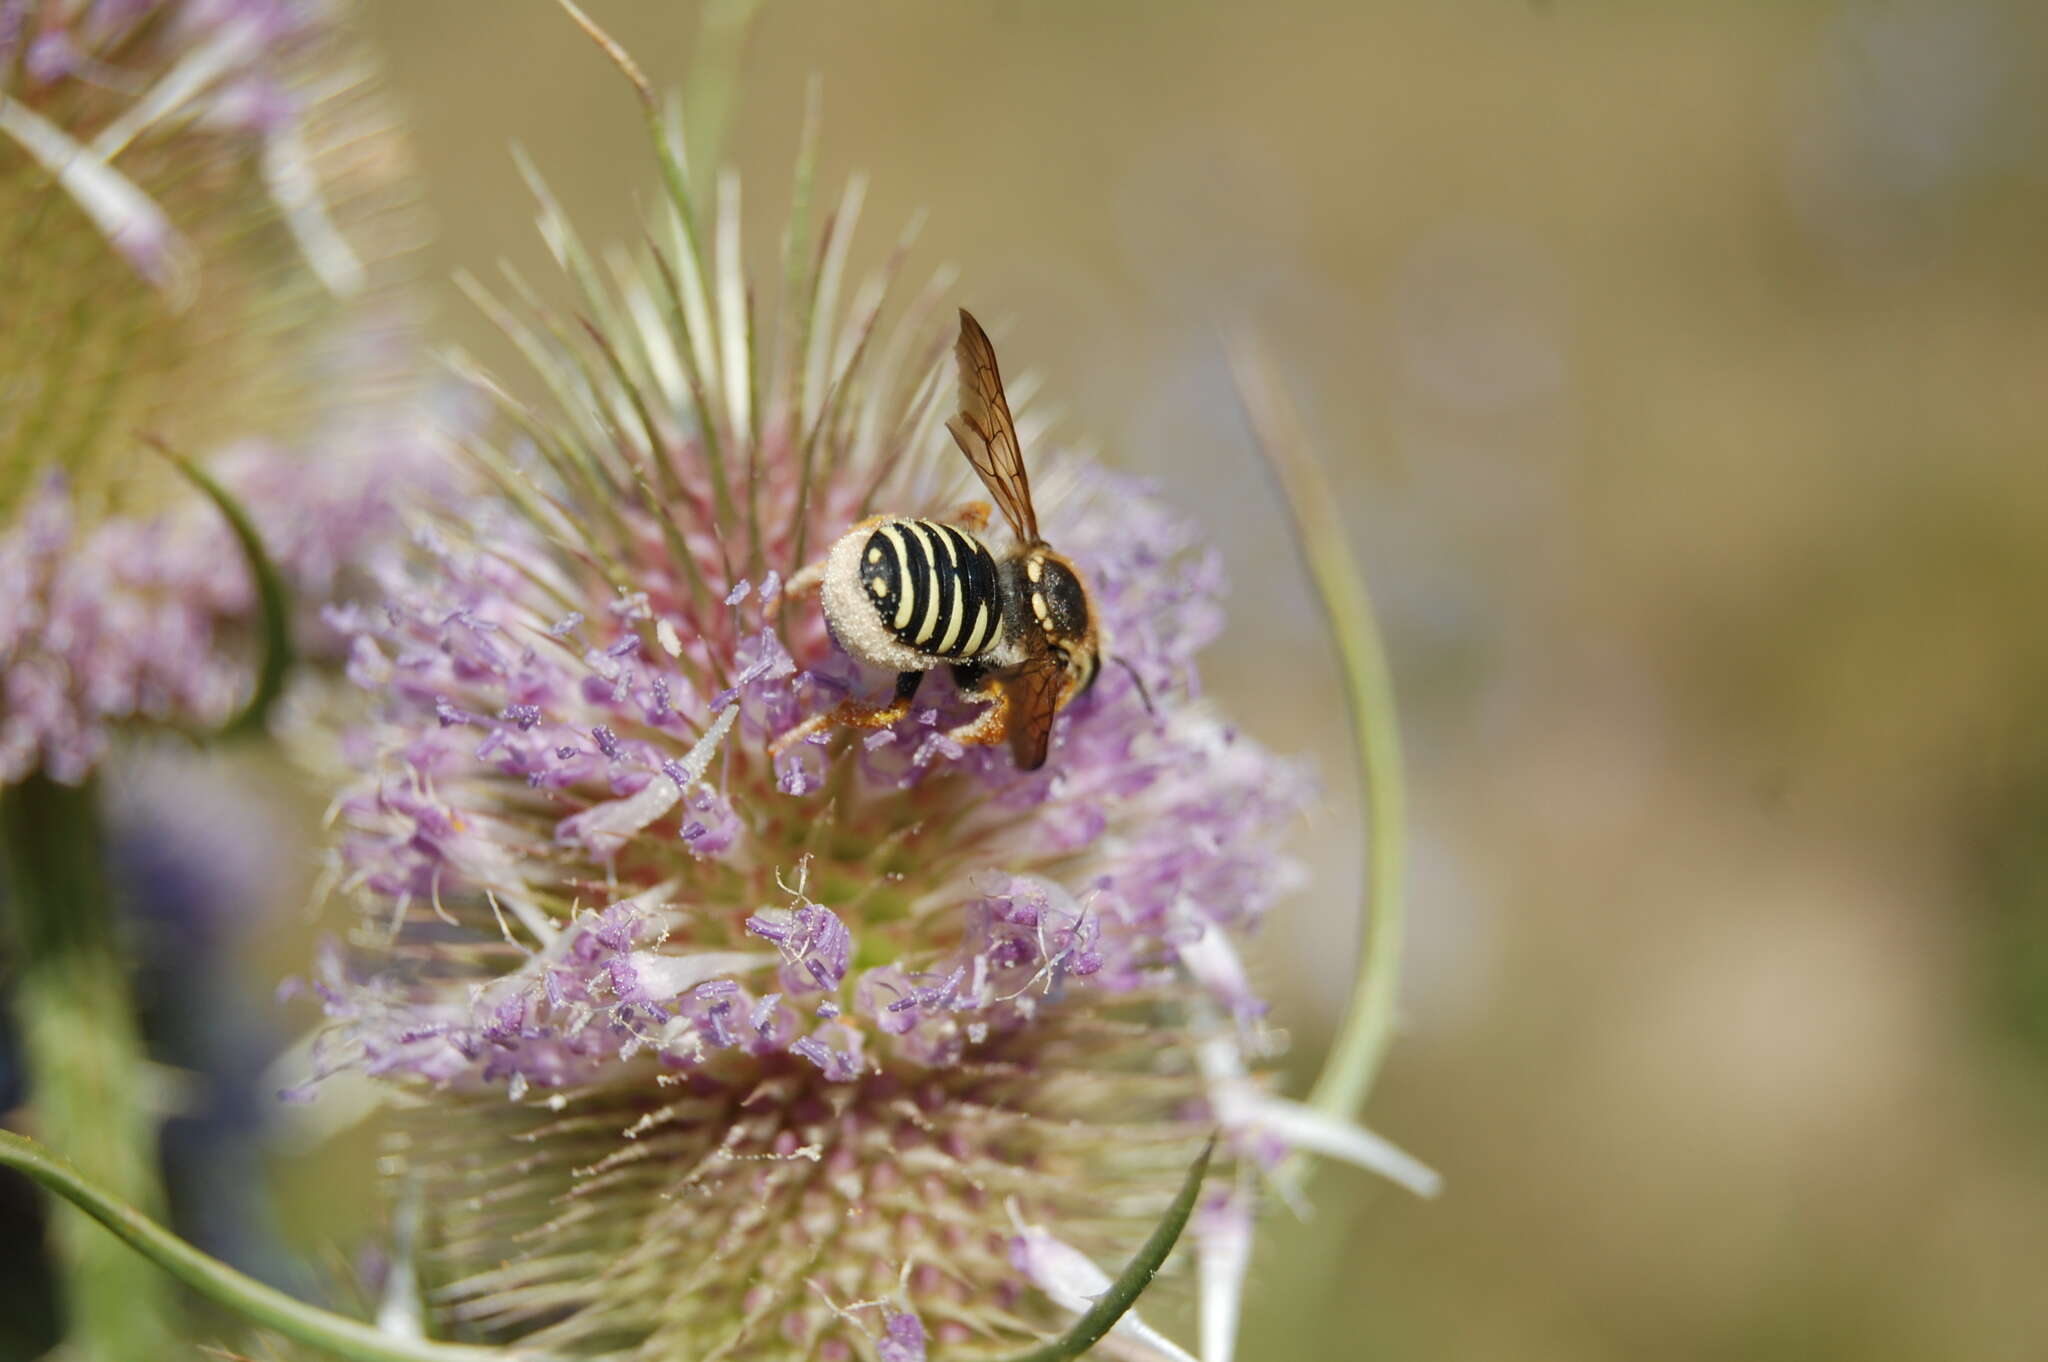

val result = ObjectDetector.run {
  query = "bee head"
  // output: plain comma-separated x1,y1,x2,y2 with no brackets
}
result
1026,549,1100,696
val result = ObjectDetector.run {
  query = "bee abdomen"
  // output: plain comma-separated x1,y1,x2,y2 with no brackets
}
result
859,518,1003,660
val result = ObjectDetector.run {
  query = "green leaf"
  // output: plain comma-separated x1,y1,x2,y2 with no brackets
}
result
149,437,294,739
992,1136,1216,1362
0,1130,558,1362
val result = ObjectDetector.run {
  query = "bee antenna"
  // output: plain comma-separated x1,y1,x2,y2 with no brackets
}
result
1110,656,1158,718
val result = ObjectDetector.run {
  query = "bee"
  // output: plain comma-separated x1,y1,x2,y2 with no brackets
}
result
776,309,1104,770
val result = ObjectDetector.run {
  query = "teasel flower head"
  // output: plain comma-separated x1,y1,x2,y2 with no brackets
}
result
0,0,438,783
293,84,1435,1362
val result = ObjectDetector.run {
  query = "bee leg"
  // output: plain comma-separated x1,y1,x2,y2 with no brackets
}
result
946,500,994,533
784,559,827,596
770,671,924,756
943,679,1013,748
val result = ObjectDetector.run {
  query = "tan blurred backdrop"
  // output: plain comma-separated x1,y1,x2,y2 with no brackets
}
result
278,3,2048,1359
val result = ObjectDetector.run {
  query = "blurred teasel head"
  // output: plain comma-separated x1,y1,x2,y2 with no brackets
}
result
292,56,1434,1362
0,0,437,783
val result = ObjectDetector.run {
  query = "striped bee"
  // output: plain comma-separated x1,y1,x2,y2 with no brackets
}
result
777,309,1103,770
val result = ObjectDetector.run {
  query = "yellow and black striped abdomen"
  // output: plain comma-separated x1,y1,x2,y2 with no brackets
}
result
858,518,1004,661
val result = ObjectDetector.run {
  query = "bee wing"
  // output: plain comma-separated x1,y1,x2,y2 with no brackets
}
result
946,308,1040,545
1000,653,1066,771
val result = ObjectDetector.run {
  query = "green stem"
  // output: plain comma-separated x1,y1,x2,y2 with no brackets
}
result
993,1137,1215,1362
0,1130,559,1362
1227,336,1409,1127
1,774,177,1362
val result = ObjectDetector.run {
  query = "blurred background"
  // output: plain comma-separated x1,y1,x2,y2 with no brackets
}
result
11,2,2048,1359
